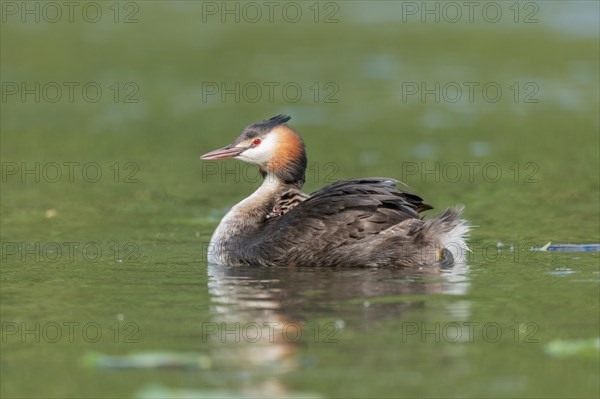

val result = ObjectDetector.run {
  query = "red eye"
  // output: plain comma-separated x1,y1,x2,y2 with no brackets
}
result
253,138,261,145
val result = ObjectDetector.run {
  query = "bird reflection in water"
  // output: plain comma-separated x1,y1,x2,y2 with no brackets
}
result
204,263,470,395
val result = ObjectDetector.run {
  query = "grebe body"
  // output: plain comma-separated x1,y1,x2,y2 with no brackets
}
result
201,115,469,268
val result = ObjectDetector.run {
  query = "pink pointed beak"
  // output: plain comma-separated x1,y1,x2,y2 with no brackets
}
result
200,144,245,160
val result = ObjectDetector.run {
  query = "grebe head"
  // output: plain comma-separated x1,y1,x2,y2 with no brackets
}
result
201,115,307,187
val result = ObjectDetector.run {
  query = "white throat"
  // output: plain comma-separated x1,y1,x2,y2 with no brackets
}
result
207,173,283,264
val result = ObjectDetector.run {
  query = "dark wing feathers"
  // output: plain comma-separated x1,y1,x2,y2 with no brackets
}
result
253,178,432,262
300,178,430,218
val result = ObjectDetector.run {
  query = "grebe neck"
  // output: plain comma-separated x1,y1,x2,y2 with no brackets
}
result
207,173,287,264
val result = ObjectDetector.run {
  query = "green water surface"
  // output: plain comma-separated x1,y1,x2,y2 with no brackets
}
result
1,2,599,398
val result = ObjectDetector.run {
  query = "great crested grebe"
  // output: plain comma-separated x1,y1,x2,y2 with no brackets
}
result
201,115,469,268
